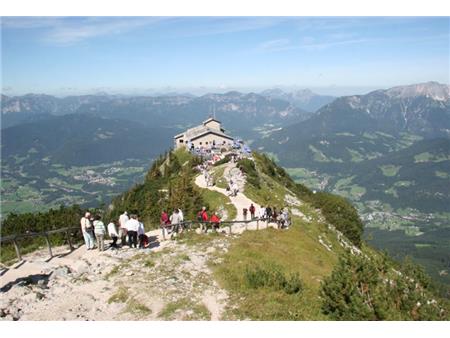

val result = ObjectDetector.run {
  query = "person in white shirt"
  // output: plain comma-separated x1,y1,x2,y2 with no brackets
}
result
107,220,119,248
169,209,182,239
259,206,267,220
125,214,139,248
118,211,129,246
80,212,95,250
137,219,148,249
178,209,185,233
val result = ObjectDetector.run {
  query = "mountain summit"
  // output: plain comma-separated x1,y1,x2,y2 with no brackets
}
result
383,82,450,101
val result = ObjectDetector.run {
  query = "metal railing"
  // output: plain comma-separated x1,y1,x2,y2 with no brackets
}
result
0,227,81,262
1,217,280,262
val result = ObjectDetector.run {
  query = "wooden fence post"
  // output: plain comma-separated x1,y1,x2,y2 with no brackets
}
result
228,224,232,235
12,239,22,261
66,231,73,251
162,226,166,241
44,233,53,258
257,219,259,230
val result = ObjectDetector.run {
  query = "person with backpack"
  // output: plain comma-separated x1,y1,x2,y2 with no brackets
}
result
93,215,106,252
80,212,95,250
249,204,256,220
137,217,148,248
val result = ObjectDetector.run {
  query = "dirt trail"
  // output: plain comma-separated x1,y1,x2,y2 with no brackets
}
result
195,161,277,234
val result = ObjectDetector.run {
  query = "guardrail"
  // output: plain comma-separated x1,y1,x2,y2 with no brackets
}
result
1,217,275,262
0,226,81,262
160,217,271,240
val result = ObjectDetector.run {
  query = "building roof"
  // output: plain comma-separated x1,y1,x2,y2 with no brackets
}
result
202,117,221,125
174,123,233,141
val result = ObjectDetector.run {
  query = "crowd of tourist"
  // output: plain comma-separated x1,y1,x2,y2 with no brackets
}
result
80,211,149,252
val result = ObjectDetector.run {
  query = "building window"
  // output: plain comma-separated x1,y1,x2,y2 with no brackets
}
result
179,139,184,143
205,141,208,145
199,142,202,145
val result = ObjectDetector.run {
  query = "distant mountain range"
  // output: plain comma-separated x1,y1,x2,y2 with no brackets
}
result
260,88,335,112
255,82,450,285
1,114,175,166
259,82,450,149
1,81,449,285
1,91,311,134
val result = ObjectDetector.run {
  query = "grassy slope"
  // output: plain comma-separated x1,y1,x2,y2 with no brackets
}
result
212,154,346,320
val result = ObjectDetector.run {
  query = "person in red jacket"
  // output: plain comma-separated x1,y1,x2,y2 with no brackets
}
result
249,203,256,220
210,212,221,231
160,210,170,240
198,206,209,233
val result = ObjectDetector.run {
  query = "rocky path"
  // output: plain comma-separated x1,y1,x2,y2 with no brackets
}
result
195,161,277,234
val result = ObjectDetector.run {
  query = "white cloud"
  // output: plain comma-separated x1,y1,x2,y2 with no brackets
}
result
2,17,170,45
259,38,291,51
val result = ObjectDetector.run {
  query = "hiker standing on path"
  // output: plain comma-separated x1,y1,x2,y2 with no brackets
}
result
243,208,248,221
125,214,139,248
169,209,182,239
80,212,95,250
266,206,273,223
210,212,221,232
198,206,209,233
272,207,278,224
160,209,170,239
119,211,129,246
137,218,148,248
93,215,106,252
259,205,267,221
107,220,119,248
249,204,256,219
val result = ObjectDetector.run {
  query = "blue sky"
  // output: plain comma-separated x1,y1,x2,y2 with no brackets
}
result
1,16,449,96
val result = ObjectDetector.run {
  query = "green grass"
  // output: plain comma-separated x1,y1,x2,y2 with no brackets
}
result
346,148,365,162
380,165,401,177
177,231,219,246
173,148,192,166
309,145,329,162
385,187,399,198
414,152,450,163
211,166,228,189
213,222,340,320
435,171,450,179
125,299,152,315
105,261,131,279
108,286,129,304
158,298,211,320
198,188,237,220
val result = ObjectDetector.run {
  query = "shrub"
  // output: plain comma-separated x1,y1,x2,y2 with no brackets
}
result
320,252,449,320
312,192,364,247
237,158,261,189
244,264,303,295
